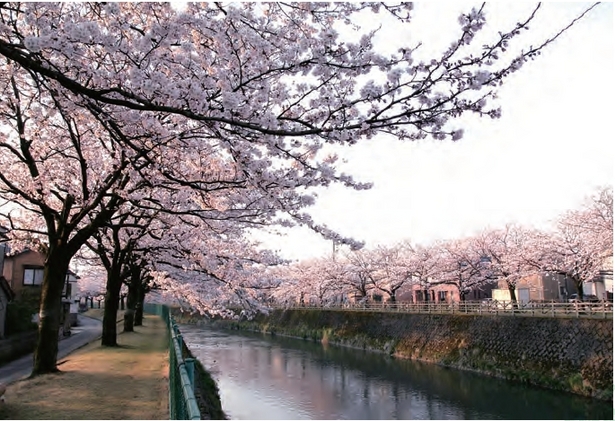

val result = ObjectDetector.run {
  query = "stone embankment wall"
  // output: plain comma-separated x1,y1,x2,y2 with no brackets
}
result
207,309,612,401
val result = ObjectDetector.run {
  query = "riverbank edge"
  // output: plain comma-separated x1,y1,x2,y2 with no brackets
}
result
173,309,612,402
184,347,227,420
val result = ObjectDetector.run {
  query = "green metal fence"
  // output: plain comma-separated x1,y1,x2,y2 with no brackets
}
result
144,303,201,420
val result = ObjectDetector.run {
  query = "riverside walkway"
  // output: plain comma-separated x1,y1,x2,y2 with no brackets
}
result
0,312,169,420
0,313,103,386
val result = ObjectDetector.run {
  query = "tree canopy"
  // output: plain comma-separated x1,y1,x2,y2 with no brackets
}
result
0,2,603,375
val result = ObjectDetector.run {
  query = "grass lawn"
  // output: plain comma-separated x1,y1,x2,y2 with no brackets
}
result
0,314,169,420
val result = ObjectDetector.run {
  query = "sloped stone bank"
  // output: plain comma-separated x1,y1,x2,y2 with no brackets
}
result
210,309,612,401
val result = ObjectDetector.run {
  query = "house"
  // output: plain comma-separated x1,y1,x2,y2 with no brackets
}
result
2,249,46,301
584,255,613,301
514,272,572,301
2,249,81,327
397,282,461,303
0,277,15,339
0,226,7,279
64,270,80,326
398,280,496,303
497,268,611,302
0,227,15,338
490,274,567,302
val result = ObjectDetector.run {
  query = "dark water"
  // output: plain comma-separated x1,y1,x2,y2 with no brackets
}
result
179,325,613,420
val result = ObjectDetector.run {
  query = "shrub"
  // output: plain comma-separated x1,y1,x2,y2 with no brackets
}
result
4,289,40,336
5,302,37,336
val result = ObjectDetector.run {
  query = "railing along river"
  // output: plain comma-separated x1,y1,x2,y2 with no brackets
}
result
144,303,201,420
270,300,613,319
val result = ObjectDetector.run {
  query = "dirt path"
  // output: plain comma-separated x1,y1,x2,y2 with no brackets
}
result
0,315,169,420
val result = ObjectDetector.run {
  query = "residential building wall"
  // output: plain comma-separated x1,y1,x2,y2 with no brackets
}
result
594,255,613,300
0,243,5,276
65,271,80,326
2,250,45,300
0,230,11,338
516,273,561,301
399,281,496,303
0,285,9,338
0,226,6,275
3,250,81,327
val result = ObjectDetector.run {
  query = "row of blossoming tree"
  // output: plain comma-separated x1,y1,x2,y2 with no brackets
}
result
0,2,602,376
269,186,613,306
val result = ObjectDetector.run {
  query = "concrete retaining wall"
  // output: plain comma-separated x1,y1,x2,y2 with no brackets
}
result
212,309,612,400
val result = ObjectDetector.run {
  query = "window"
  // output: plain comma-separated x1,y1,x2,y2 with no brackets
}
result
23,267,44,286
62,281,72,298
438,291,447,302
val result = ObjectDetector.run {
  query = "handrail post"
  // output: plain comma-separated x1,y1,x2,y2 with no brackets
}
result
185,358,196,392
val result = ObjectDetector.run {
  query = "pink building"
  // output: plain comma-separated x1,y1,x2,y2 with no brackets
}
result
397,281,496,303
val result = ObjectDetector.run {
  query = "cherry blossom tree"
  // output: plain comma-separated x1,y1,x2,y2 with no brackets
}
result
367,243,414,303
270,259,330,307
85,205,157,346
124,254,153,330
433,238,489,301
269,260,311,306
0,67,135,374
343,249,378,301
288,256,349,306
147,213,283,319
75,264,106,309
403,242,442,302
317,255,351,306
0,2,601,375
543,187,613,299
474,224,544,304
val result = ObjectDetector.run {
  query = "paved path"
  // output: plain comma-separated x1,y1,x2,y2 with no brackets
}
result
0,314,102,385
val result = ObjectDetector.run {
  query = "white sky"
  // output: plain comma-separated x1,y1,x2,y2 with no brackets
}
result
253,2,614,261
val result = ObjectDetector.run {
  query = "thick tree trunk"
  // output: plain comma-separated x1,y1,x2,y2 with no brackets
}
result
134,287,146,326
507,283,518,308
101,271,122,346
31,250,71,376
575,279,584,300
123,283,137,332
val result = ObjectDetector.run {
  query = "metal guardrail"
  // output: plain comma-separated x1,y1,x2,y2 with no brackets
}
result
144,303,201,420
270,300,613,319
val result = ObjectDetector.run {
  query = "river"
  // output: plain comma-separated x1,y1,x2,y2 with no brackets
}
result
179,325,612,420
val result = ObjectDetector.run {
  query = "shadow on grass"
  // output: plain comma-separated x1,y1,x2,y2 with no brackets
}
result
0,314,169,420
0,369,167,420
100,344,137,351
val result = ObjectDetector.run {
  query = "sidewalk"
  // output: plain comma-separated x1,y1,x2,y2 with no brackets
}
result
0,314,169,420
0,313,103,386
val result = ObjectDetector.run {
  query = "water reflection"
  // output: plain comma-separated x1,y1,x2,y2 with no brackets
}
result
180,325,612,420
